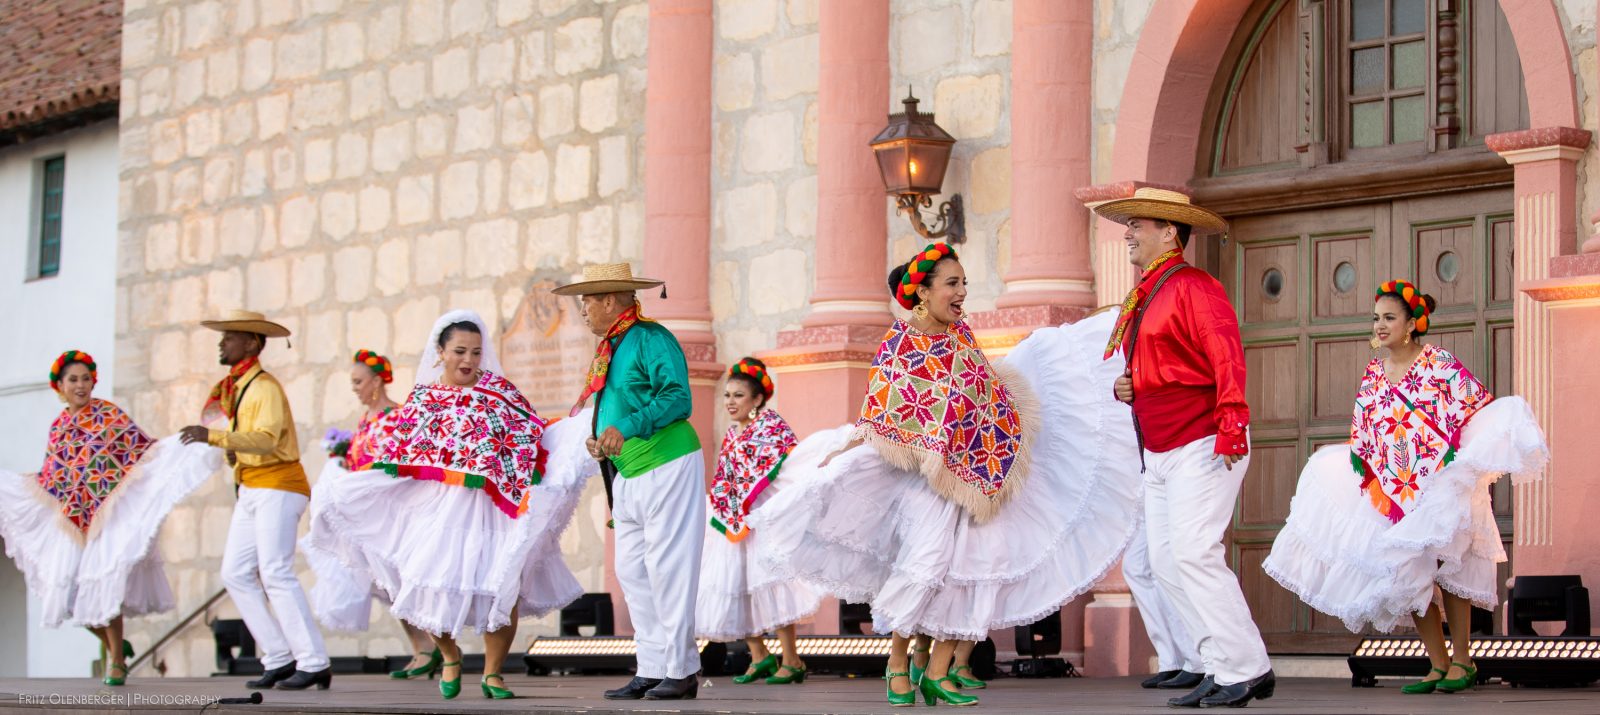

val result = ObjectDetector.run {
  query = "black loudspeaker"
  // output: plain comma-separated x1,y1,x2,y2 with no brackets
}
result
840,601,873,635
212,619,257,674
1509,575,1591,636
1011,610,1074,678
559,593,616,636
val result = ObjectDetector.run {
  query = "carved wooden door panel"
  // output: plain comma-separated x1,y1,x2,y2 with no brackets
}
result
1217,188,1512,653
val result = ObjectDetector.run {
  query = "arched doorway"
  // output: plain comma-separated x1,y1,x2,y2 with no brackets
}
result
1102,0,1578,654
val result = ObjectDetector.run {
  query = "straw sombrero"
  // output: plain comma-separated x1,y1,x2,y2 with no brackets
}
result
1090,187,1228,233
200,309,292,338
551,263,665,296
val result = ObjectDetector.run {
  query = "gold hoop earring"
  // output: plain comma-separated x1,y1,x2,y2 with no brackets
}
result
433,355,444,368
912,303,930,321
747,408,758,420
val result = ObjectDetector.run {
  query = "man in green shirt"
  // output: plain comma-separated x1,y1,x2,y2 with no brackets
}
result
554,264,705,701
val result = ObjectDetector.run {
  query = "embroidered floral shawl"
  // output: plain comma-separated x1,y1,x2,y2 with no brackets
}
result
376,371,548,519
37,399,154,533
855,320,1034,523
346,407,399,472
709,409,796,542
1350,344,1492,523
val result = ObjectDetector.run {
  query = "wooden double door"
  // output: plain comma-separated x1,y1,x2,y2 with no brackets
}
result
1209,188,1516,653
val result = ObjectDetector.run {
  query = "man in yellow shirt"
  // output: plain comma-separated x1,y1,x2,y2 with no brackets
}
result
179,310,329,691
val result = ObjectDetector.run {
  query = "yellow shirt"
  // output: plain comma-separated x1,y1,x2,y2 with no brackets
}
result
206,364,309,497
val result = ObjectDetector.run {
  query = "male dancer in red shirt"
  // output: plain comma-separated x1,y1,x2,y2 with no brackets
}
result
1092,188,1274,708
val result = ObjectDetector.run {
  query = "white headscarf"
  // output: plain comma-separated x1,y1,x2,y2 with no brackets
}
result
415,309,503,386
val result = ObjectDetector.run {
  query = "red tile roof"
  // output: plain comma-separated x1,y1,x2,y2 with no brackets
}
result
0,0,121,141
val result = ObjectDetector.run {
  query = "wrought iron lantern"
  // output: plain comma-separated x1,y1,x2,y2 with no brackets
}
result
869,88,965,242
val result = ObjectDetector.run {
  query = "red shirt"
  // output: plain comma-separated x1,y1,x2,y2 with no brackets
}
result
1124,265,1250,455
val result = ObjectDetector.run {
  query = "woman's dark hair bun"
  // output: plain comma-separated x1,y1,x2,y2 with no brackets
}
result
437,320,482,349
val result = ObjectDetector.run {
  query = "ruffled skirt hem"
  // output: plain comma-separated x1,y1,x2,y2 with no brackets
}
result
1263,397,1547,632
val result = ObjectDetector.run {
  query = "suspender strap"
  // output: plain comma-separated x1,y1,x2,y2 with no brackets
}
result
1125,263,1187,473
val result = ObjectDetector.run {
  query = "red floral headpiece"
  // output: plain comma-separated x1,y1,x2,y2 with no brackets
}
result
728,358,774,399
353,349,394,384
49,350,97,392
895,242,958,310
1376,279,1431,335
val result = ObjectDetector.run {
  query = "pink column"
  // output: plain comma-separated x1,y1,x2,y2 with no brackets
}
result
1488,127,1593,631
760,0,892,637
999,0,1095,311
643,0,718,440
632,0,718,626
805,0,892,328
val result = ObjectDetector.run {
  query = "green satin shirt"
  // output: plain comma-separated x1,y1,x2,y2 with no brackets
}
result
596,319,700,476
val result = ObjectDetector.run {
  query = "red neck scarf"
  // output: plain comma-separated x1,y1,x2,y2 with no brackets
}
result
1104,249,1186,359
570,305,644,417
204,356,260,421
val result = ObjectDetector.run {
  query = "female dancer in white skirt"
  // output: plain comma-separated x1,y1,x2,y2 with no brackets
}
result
751,243,1142,706
1264,280,1548,695
301,349,442,679
0,350,219,685
305,310,593,700
695,357,823,685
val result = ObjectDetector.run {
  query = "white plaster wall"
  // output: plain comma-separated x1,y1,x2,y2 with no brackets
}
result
0,120,121,676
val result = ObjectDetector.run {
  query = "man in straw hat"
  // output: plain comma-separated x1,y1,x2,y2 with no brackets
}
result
553,264,706,701
179,310,331,691
1089,188,1275,708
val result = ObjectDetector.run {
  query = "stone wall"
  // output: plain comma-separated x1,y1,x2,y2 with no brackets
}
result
114,0,648,675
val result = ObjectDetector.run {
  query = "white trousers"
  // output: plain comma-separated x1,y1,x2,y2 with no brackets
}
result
613,452,706,680
1143,436,1271,686
222,486,329,672
1123,514,1202,673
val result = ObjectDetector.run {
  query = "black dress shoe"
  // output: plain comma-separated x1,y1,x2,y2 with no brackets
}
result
246,662,296,690
1199,670,1275,708
1142,669,1182,688
276,668,333,690
642,675,699,700
603,676,663,700
1159,670,1207,689
1167,675,1217,708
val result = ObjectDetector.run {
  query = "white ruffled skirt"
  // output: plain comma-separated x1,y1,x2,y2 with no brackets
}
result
695,434,831,641
0,436,220,628
748,310,1143,640
304,412,595,637
1262,397,1548,632
301,460,384,632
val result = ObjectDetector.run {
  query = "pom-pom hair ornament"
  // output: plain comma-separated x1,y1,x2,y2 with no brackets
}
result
353,349,394,384
895,242,958,310
728,358,775,399
1376,279,1432,335
49,350,97,392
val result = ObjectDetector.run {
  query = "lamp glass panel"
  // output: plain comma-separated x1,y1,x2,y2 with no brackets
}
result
874,143,911,194
906,141,951,195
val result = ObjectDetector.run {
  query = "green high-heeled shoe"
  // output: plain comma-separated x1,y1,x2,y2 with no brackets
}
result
910,646,930,685
1435,662,1478,693
949,665,987,690
103,663,127,687
438,660,463,700
884,667,917,707
1401,667,1447,694
920,675,979,706
391,648,443,679
121,640,135,660
481,673,514,699
766,664,807,684
734,654,779,684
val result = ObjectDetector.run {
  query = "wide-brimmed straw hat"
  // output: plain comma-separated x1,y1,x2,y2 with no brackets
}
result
551,263,665,296
201,309,292,337
1090,187,1228,233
